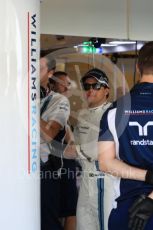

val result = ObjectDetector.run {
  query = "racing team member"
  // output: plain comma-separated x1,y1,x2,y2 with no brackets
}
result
52,71,78,230
98,41,153,230
40,55,70,230
74,68,113,230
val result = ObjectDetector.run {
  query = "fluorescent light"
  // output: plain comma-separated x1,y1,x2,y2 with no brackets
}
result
109,40,136,45
137,43,144,50
101,44,117,47
77,44,90,47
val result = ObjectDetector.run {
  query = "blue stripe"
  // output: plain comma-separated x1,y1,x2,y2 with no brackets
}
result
95,161,104,230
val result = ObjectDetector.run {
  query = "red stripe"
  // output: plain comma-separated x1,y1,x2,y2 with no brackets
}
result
28,12,30,174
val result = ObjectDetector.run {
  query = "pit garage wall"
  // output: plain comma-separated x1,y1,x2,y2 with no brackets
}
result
40,0,153,41
0,0,40,229
40,0,127,39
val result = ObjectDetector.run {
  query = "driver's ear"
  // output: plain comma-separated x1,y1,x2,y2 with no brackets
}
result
105,88,109,98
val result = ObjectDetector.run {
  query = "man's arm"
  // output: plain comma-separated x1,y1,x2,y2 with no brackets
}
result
40,118,62,143
40,95,70,143
98,141,153,230
63,125,78,159
98,141,147,181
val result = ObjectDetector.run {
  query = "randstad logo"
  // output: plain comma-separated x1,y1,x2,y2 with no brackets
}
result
129,121,153,136
129,121,153,146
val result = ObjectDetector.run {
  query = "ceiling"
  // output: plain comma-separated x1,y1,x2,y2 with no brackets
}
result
41,34,89,50
40,34,144,58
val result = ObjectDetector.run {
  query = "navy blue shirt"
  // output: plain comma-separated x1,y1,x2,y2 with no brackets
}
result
99,82,153,200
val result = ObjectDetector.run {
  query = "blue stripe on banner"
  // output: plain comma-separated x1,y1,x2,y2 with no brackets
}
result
95,161,104,230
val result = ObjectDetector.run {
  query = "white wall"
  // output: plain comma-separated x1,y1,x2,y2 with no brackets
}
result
129,0,153,41
41,0,153,41
40,0,127,39
0,0,40,229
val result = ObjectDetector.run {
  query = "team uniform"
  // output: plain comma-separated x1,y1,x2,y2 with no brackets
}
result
60,158,78,218
40,91,70,230
59,125,78,218
99,82,153,230
40,90,70,162
75,102,113,230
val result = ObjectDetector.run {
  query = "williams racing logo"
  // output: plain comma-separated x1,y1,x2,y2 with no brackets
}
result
129,121,153,145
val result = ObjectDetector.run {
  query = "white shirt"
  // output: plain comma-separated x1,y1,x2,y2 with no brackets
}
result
40,91,70,162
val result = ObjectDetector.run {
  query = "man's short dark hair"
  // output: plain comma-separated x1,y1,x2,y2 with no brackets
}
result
54,71,68,78
49,71,68,86
138,41,153,75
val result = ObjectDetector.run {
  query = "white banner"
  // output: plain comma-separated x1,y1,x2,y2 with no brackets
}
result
0,0,40,229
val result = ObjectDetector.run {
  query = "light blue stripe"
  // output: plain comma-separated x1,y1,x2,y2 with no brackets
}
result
95,161,104,230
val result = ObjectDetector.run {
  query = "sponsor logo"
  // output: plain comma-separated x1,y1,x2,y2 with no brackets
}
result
125,110,153,115
129,121,153,136
129,121,153,145
30,13,38,173
131,139,153,146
